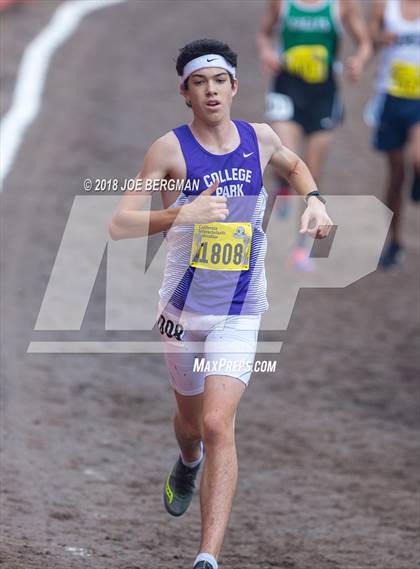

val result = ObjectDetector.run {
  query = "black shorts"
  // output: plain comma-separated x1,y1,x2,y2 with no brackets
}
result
265,71,344,135
372,93,420,152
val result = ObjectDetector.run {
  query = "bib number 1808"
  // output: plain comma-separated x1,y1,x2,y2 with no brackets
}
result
190,222,252,271
195,241,244,266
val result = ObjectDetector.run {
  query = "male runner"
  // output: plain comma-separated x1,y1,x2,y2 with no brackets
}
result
257,0,370,269
368,0,420,268
109,39,333,569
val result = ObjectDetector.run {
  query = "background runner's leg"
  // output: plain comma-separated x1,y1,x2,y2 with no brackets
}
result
271,120,302,155
378,148,406,268
408,123,420,202
198,375,246,559
385,148,405,245
305,129,335,185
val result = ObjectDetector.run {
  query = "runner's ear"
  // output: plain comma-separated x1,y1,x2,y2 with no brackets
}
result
232,78,239,97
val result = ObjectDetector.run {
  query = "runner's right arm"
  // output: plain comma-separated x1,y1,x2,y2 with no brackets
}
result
368,0,396,50
109,135,228,240
256,0,282,75
254,123,333,238
341,0,372,81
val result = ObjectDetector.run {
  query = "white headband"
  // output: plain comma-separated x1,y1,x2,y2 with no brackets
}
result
181,54,236,84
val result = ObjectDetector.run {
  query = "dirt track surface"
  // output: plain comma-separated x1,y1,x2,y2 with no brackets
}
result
1,1,419,568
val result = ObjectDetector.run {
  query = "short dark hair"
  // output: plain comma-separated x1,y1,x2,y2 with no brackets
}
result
176,38,238,88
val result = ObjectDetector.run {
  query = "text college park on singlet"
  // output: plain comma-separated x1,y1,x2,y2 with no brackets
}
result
204,168,253,197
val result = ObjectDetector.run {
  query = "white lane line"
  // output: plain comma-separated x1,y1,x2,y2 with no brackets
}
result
0,0,127,191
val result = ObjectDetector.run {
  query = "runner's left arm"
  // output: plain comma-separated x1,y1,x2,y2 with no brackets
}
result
257,123,333,239
341,0,372,81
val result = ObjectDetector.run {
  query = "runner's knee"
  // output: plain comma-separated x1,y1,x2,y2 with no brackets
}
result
202,411,234,446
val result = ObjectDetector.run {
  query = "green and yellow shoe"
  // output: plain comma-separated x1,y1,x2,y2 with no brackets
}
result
163,456,201,517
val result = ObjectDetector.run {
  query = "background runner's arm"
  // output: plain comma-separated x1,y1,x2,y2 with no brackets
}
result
368,0,394,50
341,0,372,80
256,0,282,74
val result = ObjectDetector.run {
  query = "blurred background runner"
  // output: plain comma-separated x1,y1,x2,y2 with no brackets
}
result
368,0,420,269
257,0,371,270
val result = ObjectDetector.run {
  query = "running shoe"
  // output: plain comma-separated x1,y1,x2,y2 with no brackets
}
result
163,456,201,517
193,562,215,569
379,241,404,269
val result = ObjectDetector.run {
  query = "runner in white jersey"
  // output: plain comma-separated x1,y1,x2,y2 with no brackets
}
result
369,0,420,268
109,39,333,569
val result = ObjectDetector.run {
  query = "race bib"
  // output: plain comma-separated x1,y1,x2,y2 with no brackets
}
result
190,222,252,271
284,44,329,84
388,61,420,99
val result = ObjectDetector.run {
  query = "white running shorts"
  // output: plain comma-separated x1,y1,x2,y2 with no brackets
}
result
157,301,261,396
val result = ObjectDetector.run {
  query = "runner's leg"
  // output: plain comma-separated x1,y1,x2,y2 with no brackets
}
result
409,123,420,202
173,390,203,463
271,120,302,154
198,374,246,559
305,129,335,186
409,123,420,170
385,148,405,244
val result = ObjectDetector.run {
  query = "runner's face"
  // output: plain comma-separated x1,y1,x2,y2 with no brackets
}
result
183,68,238,121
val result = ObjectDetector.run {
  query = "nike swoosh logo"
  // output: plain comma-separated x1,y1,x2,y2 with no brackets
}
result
243,152,254,158
207,58,218,62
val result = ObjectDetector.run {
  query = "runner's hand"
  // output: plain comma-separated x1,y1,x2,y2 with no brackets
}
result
300,199,333,239
178,180,229,224
345,55,365,82
376,31,397,48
